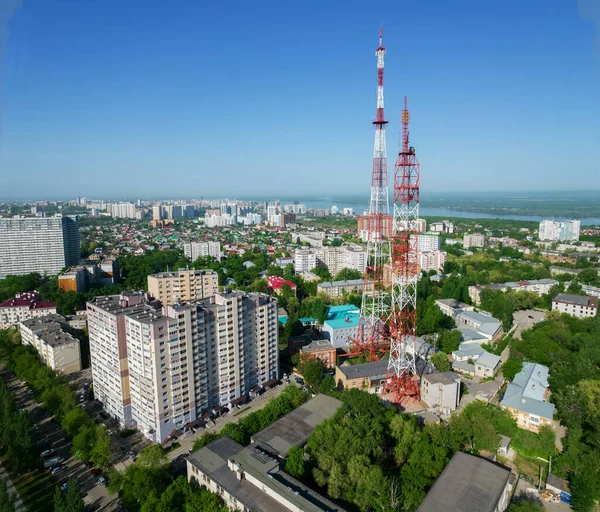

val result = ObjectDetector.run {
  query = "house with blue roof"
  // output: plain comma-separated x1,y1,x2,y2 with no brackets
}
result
322,304,360,350
500,362,555,433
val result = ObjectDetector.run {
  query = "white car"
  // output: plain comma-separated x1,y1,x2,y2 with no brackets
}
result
79,394,85,402
41,449,54,458
98,476,106,485
51,465,66,475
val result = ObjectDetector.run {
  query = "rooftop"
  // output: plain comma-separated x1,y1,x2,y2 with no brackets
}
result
422,371,460,385
501,362,555,419
318,279,363,289
251,394,342,456
337,359,389,380
267,276,297,289
417,452,511,512
300,340,335,354
436,298,471,310
476,351,502,369
0,292,56,310
553,293,597,307
324,304,360,329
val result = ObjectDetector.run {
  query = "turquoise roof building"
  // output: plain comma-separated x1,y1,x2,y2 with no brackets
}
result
322,304,360,350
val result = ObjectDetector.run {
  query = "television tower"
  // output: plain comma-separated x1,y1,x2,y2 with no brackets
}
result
353,28,393,361
387,97,420,402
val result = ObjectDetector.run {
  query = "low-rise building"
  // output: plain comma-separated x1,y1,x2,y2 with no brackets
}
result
19,315,82,374
455,310,502,340
552,293,598,318
435,298,474,318
322,305,360,350
299,340,337,368
452,348,501,378
267,276,297,296
420,370,461,412
335,360,388,394
58,257,120,293
468,278,558,305
187,395,346,512
0,292,57,329
500,362,555,433
317,279,365,298
417,452,512,512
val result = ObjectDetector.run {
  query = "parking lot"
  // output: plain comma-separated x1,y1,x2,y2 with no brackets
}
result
513,309,546,339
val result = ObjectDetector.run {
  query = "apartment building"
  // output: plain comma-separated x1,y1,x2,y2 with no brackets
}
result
58,257,120,293
317,278,365,298
110,203,136,219
420,370,461,412
417,232,441,252
463,233,485,249
87,291,279,443
293,245,366,276
0,215,80,277
147,269,219,305
539,220,580,242
468,278,558,305
183,241,221,262
552,293,598,318
294,248,317,273
418,250,447,272
0,292,57,329
19,315,82,374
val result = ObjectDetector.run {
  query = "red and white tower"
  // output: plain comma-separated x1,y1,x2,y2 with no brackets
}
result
354,28,393,361
387,97,420,401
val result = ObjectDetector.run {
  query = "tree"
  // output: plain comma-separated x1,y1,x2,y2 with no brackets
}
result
577,268,599,286
502,358,523,381
312,266,331,280
438,330,462,354
54,479,85,512
570,471,598,512
390,414,420,464
62,407,89,438
430,352,450,372
334,268,363,281
0,478,15,512
578,380,600,432
299,358,326,390
285,445,305,478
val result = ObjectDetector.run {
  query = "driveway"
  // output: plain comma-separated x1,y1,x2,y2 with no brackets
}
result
513,475,571,512
166,381,294,461
458,375,504,409
513,310,546,340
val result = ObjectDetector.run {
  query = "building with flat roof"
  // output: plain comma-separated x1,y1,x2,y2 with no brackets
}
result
469,279,558,305
19,315,82,375
183,241,221,262
455,310,502,340
420,370,461,412
417,452,511,512
335,360,388,394
418,250,447,272
299,339,336,368
0,215,80,278
187,395,345,512
147,269,218,305
501,362,554,433
552,293,598,318
87,291,278,443
463,233,485,249
0,292,57,329
435,298,474,317
317,279,365,298
267,276,297,296
322,305,360,350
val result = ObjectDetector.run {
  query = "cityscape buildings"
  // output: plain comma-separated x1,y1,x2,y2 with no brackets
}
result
182,241,222,261
539,220,580,242
0,292,57,329
110,202,137,219
293,245,366,276
0,215,81,277
87,291,279,443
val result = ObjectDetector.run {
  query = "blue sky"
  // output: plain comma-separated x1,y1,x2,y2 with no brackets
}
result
0,0,598,200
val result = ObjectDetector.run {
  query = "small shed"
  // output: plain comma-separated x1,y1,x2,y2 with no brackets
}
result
546,473,571,504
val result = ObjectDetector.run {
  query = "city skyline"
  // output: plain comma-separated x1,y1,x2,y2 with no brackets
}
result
1,1,599,196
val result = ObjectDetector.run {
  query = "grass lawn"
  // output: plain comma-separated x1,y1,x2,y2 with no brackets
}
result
1,455,54,512
233,406,251,417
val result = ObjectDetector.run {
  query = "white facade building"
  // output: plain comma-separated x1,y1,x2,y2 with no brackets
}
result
0,215,80,278
539,220,580,242
0,292,57,329
418,250,447,272
183,242,221,262
416,232,441,252
294,248,317,273
463,233,485,248
110,203,137,219
552,293,598,318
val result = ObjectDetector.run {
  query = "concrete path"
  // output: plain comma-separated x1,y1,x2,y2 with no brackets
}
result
0,459,26,512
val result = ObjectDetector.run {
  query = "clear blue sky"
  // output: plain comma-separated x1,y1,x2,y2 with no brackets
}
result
0,0,599,200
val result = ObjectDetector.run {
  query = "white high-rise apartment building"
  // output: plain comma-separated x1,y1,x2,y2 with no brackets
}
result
111,203,136,219
204,214,234,228
0,215,80,278
539,220,580,242
415,232,441,252
87,291,278,443
294,245,366,275
183,242,222,262
294,248,317,273
418,250,447,272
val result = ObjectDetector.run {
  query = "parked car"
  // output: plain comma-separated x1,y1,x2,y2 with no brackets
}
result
60,482,69,492
51,465,66,475
98,476,107,485
41,449,55,458
295,377,304,385
78,403,86,408
127,451,136,459
79,394,85,402
44,456,64,469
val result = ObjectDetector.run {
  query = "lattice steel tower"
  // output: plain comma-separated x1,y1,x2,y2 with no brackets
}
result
387,97,420,402
354,28,393,361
